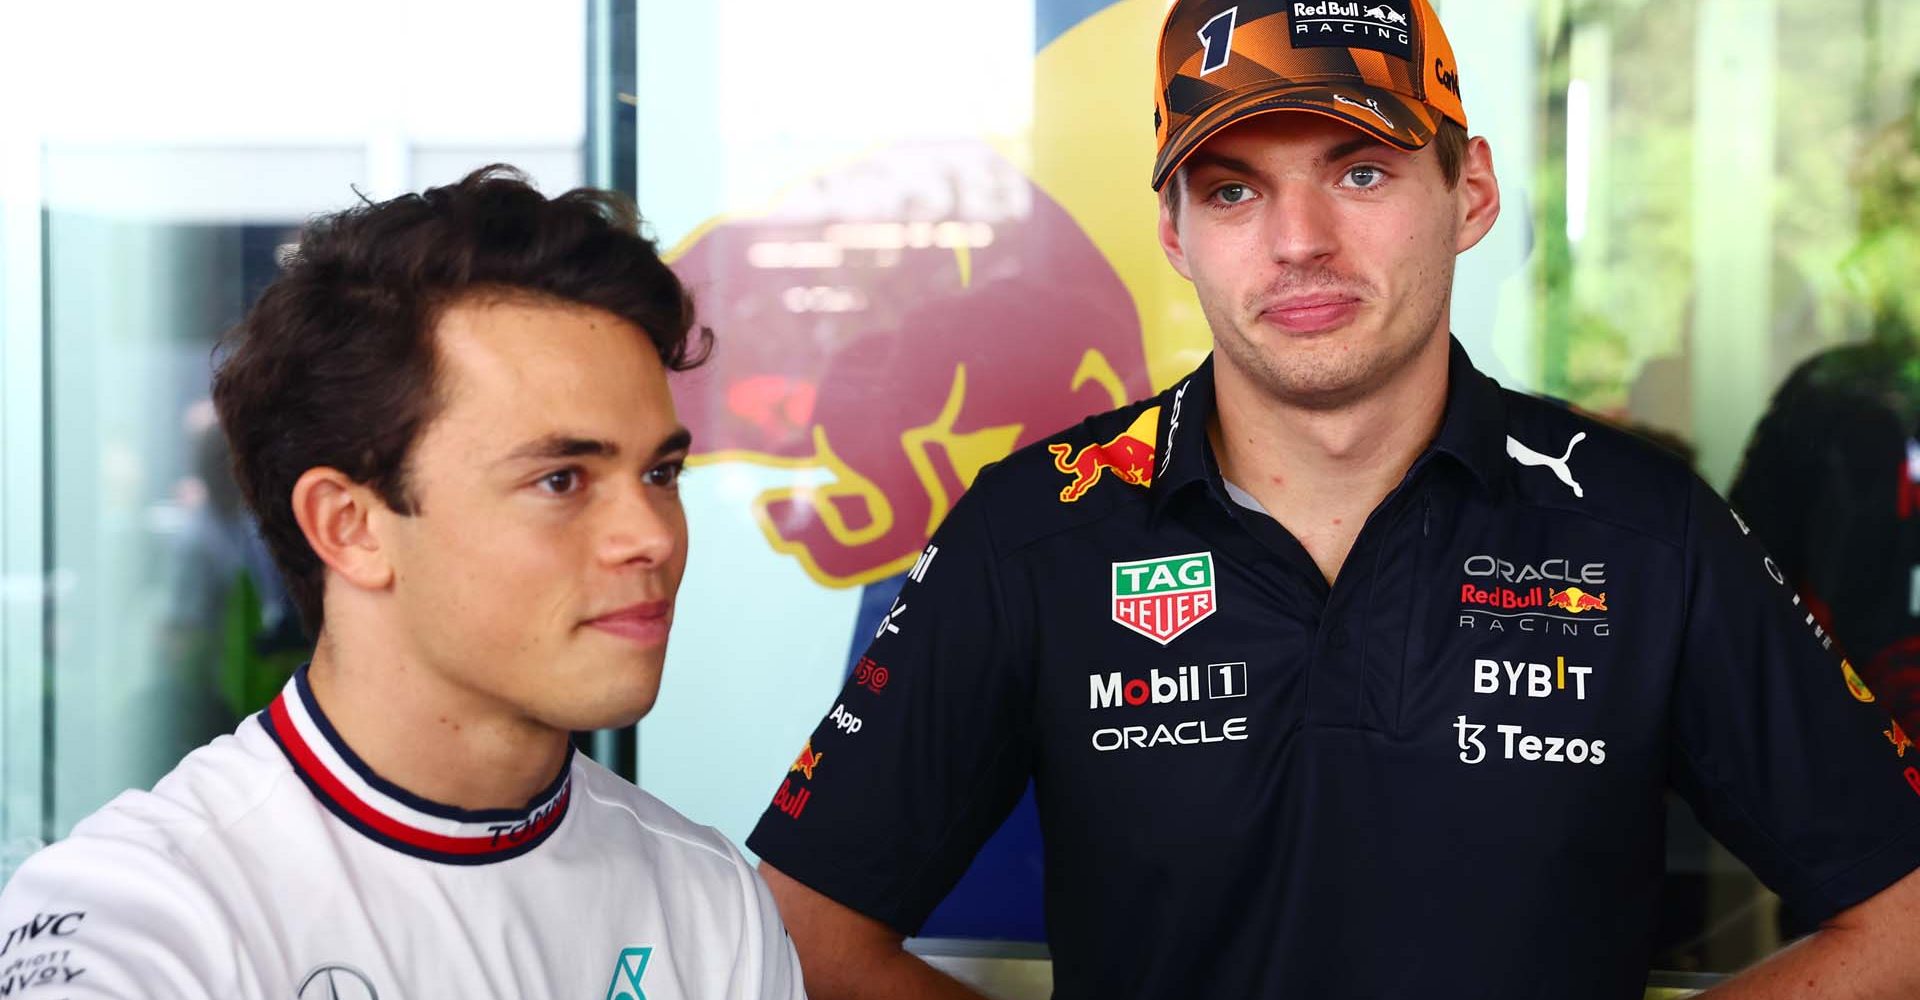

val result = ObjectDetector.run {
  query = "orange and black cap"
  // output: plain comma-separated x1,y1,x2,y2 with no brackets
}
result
1152,0,1470,191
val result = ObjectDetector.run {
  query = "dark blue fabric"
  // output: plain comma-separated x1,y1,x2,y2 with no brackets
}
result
754,339,1920,998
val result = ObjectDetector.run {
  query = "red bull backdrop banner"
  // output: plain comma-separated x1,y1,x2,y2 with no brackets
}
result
633,0,1207,947
631,0,1530,947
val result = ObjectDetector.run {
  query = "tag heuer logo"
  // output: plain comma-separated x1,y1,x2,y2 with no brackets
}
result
1112,552,1218,644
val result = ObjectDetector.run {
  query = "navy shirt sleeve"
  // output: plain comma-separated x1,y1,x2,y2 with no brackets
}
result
1727,379,1815,582
1669,474,1920,925
745,482,1035,934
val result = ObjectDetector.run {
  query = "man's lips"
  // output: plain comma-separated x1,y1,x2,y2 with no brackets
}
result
1259,294,1363,334
584,601,673,644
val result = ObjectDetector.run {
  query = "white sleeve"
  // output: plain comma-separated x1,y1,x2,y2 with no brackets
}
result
0,836,237,999
728,844,807,1000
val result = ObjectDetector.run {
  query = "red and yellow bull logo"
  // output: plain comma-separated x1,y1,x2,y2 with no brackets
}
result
789,741,824,781
1547,587,1609,614
1049,408,1159,503
666,142,1157,589
1887,719,1915,759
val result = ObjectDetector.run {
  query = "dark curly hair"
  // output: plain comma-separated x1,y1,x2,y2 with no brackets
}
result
211,165,711,636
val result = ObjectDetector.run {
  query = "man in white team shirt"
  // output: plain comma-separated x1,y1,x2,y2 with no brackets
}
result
0,166,805,999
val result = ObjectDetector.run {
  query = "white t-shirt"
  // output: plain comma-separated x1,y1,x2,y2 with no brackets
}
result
0,670,806,999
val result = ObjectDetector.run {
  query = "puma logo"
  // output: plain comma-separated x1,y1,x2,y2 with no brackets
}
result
1332,93,1394,129
1507,432,1587,498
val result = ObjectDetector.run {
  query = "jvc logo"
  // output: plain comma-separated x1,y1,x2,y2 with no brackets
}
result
829,703,863,735
1089,662,1246,710
0,912,83,958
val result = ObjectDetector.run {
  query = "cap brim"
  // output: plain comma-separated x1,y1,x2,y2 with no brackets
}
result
1152,82,1441,192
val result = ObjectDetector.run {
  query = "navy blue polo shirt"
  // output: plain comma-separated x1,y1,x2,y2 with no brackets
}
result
747,339,1920,999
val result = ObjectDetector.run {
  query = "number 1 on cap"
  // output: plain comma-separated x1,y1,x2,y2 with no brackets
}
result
1198,7,1239,76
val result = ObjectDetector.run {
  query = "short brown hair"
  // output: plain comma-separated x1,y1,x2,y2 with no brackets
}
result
1164,119,1471,221
211,165,710,636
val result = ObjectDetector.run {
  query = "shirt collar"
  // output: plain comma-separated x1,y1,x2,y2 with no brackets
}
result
1148,336,1508,516
1430,336,1511,495
260,665,575,866
1147,355,1219,518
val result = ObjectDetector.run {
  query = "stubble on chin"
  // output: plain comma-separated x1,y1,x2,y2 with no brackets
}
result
1210,283,1449,411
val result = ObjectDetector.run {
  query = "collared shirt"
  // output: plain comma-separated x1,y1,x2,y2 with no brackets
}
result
747,339,1920,1000
0,668,804,1000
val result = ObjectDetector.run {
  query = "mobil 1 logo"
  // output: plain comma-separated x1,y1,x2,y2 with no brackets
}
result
1287,1,1413,61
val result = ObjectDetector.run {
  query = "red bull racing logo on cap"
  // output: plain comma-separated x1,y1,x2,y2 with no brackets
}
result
1547,587,1609,614
1113,551,1218,645
1050,407,1159,503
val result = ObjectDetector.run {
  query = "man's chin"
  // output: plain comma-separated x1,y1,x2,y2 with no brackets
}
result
540,664,663,732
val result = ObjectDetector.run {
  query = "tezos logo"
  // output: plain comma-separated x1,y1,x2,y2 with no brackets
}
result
1112,552,1218,645
829,703,863,735
1455,715,1606,766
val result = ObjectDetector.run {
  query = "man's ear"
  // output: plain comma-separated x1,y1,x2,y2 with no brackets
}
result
1159,182,1194,281
290,467,396,593
1454,136,1502,254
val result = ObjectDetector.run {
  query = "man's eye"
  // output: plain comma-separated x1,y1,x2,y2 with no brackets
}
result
537,469,582,495
646,461,685,489
1212,183,1254,205
1345,166,1385,189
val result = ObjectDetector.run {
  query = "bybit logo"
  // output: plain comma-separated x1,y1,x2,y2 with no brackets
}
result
1472,656,1593,700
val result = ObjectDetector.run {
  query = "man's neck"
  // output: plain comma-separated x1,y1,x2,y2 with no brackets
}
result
304,629,573,812
1209,335,1452,583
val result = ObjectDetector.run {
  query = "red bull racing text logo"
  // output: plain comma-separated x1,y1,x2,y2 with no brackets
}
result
1050,408,1159,503
1459,584,1548,611
1458,588,1611,637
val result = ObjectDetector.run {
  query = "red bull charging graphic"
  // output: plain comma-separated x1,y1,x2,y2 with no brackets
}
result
1051,407,1159,502
670,141,1154,588
1548,587,1609,614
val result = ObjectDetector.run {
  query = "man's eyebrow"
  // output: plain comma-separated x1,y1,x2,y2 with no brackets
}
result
1183,151,1262,178
1182,135,1395,180
1322,136,1393,164
498,434,620,464
652,427,693,460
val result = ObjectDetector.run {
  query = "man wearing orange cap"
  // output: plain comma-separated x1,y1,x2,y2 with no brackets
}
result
747,2,1920,997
